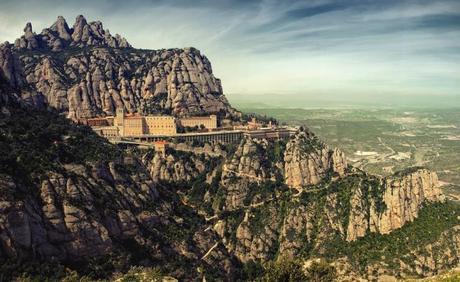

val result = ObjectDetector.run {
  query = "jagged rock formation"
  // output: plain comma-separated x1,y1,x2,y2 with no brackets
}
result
138,132,447,265
220,138,281,210
219,132,348,209
0,155,235,279
379,169,444,233
217,167,453,278
347,168,444,241
14,16,130,51
284,131,347,189
0,16,239,119
0,42,25,89
1,159,158,259
143,147,222,183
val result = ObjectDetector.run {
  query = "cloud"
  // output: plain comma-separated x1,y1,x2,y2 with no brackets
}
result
285,2,348,19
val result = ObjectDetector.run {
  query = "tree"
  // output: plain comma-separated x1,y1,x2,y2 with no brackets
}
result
261,258,308,282
305,261,337,282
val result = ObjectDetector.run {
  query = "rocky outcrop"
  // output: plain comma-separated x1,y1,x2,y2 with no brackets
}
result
217,132,348,209
128,129,450,277
217,168,448,266
0,43,25,88
208,133,446,264
375,169,444,234
14,16,130,51
220,138,281,210
346,168,445,241
233,207,281,263
169,142,228,158
143,148,220,183
0,16,239,119
142,143,230,187
284,131,347,189
0,159,155,259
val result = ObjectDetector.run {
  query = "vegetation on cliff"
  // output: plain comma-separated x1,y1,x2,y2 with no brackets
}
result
0,106,119,187
0,101,234,281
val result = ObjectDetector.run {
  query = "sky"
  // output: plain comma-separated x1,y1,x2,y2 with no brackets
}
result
0,0,459,103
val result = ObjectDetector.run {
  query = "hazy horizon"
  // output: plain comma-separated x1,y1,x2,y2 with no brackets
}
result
228,92,460,109
1,0,459,100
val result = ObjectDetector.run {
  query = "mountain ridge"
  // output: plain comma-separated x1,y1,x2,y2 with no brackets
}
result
14,15,131,51
1,15,239,120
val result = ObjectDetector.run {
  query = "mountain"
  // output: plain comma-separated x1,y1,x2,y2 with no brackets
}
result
0,16,459,281
0,15,239,120
0,81,238,280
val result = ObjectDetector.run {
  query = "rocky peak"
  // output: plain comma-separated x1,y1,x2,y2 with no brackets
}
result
284,131,347,189
0,43,24,88
23,22,33,34
13,15,131,52
73,14,87,29
2,15,238,118
71,15,88,43
378,168,444,233
50,16,71,41
17,22,39,50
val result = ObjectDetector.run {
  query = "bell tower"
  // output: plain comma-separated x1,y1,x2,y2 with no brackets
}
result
115,108,124,126
115,108,125,136
210,114,217,129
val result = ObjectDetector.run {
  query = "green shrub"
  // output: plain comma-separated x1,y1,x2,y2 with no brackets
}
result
259,258,307,282
305,260,337,282
0,106,120,190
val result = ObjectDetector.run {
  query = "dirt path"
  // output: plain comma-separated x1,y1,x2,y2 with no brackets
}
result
201,242,219,260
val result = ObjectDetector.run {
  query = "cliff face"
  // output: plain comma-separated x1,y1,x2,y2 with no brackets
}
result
284,131,347,189
143,147,222,184
0,16,239,119
0,159,234,278
220,138,280,210
219,132,348,209
0,160,157,259
378,169,444,234
0,43,25,89
346,168,444,241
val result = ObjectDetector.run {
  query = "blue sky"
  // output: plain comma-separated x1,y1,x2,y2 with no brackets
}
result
0,0,459,99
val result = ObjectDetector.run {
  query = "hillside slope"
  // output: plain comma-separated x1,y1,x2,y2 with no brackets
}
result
0,82,236,280
144,131,459,280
